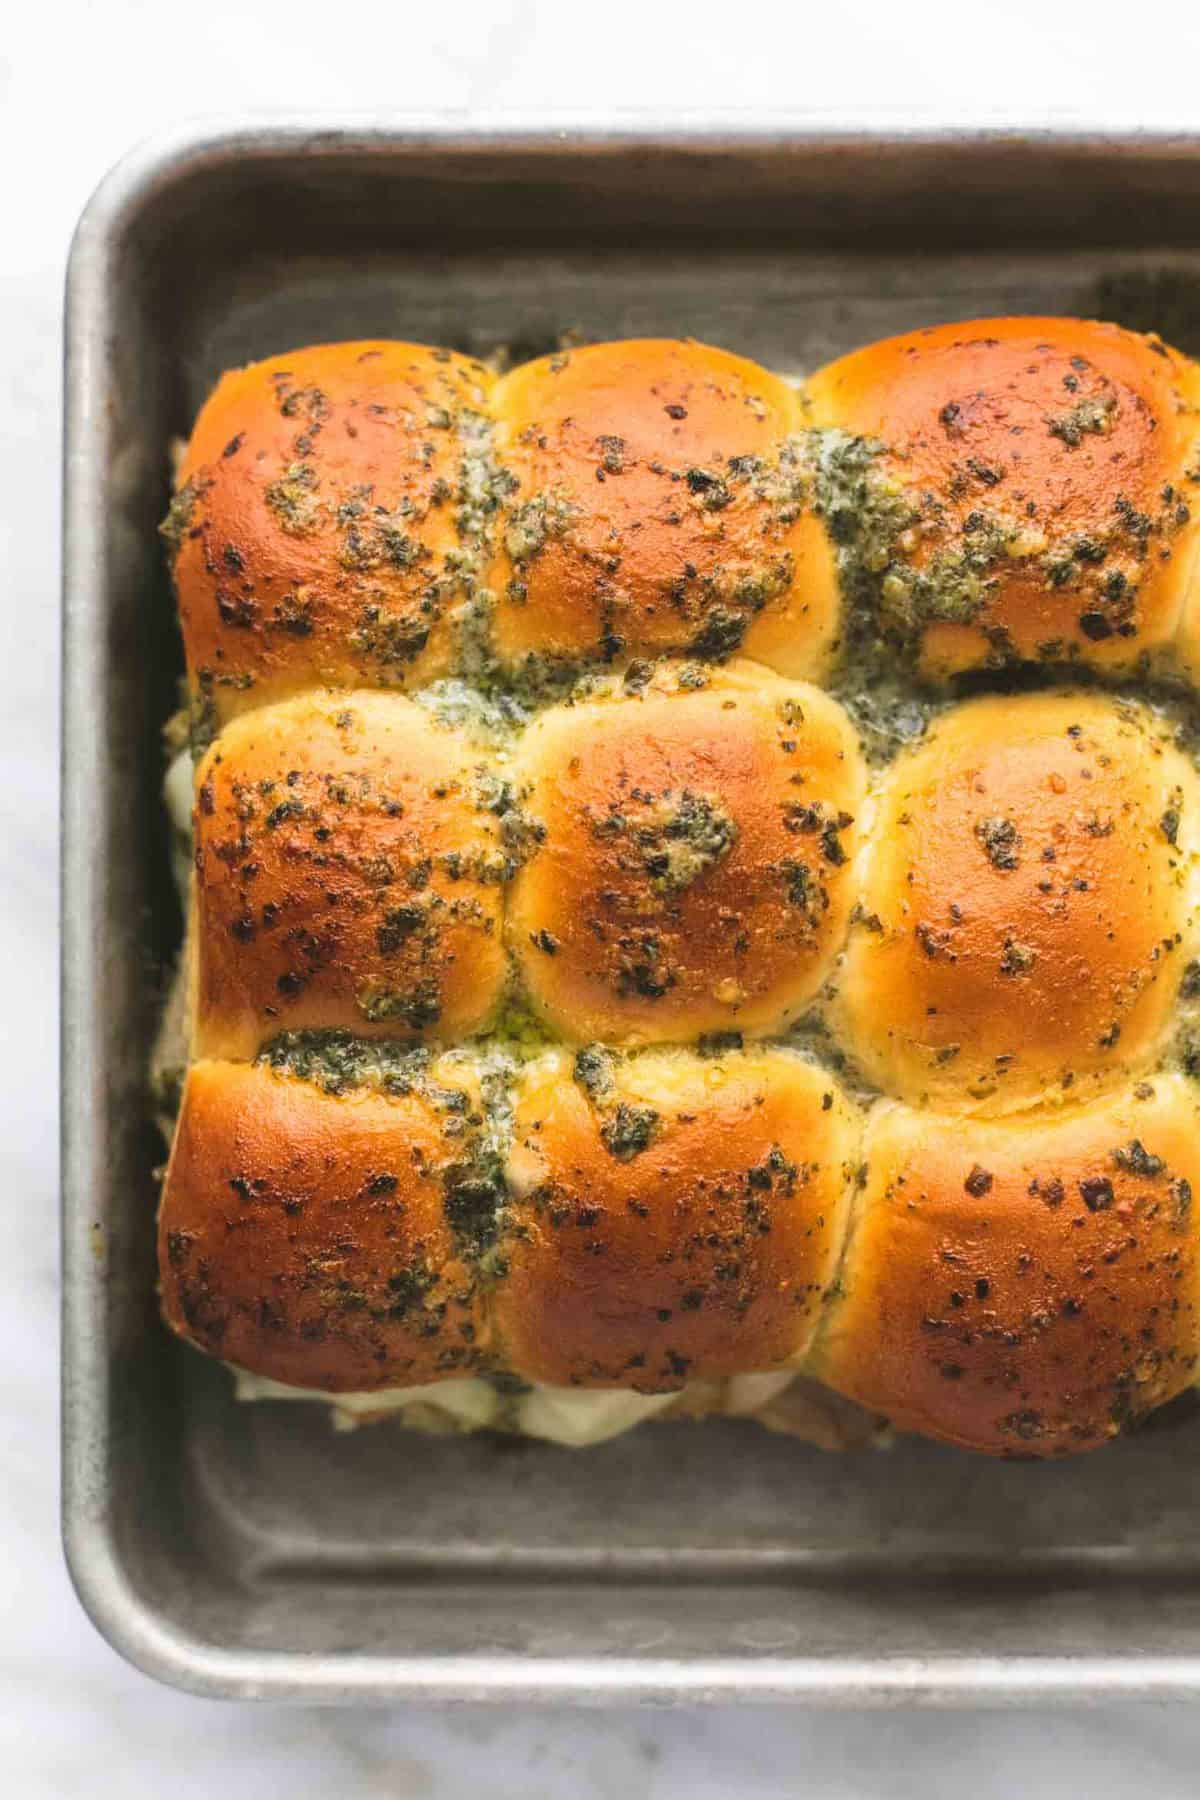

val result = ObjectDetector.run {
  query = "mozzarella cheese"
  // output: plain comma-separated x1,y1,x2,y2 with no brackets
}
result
231,1367,801,1446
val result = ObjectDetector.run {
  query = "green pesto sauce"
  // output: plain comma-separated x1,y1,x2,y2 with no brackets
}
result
263,461,322,535
158,476,208,565
257,1030,437,1096
590,789,737,895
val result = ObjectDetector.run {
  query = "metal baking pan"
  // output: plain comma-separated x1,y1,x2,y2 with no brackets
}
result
62,117,1200,1704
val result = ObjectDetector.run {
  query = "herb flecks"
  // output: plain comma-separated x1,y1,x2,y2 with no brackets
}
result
504,491,578,564
591,789,737,896
975,815,1022,871
264,461,322,535
1047,390,1118,448
349,602,434,672
571,1046,660,1162
355,978,442,1029
257,1030,435,1096
600,1102,662,1163
573,1044,616,1104
159,477,209,564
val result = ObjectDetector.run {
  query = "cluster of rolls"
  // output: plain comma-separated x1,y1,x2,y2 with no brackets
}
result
158,319,1200,1457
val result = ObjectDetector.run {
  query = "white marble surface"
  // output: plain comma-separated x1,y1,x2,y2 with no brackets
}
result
14,0,1200,1788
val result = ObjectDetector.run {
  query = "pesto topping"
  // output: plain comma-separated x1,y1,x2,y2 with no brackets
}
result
264,461,322,534
804,413,1192,657
590,788,737,895
348,601,434,672
413,678,524,742
472,771,546,877
159,476,209,564
355,978,441,1029
688,606,751,660
188,668,254,754
1079,1175,1115,1212
160,335,1200,1442
442,1152,505,1253
571,1046,660,1160
257,1030,435,1096
573,1043,616,1104
975,816,1022,871
337,495,428,573
1112,1139,1165,1178
806,429,917,617
1047,390,1118,448
600,1102,662,1162
455,406,519,546
504,491,578,565
726,435,811,525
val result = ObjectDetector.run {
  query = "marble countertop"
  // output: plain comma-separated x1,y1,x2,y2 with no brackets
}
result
14,0,1200,1788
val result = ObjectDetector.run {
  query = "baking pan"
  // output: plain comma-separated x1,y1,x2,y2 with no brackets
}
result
62,117,1200,1704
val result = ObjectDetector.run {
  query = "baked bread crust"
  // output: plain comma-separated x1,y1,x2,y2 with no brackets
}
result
831,690,1200,1112
493,1046,859,1386
804,316,1200,676
507,661,866,1044
167,342,494,726
489,339,840,679
814,1078,1200,1454
191,690,508,1059
156,321,1200,1457
159,1056,493,1391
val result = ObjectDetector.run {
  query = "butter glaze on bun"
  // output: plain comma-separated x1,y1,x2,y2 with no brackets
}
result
831,690,1200,1113
489,339,840,679
155,324,1200,1458
814,1078,1200,1455
507,661,867,1044
159,1056,494,1392
804,316,1200,677
167,341,494,725
493,1046,860,1388
192,691,507,1059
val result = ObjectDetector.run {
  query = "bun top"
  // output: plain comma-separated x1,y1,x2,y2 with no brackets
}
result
507,660,867,1045
192,689,508,1060
489,338,840,680
832,690,1200,1113
493,1045,860,1387
160,1055,494,1392
167,341,494,728
804,316,1200,676
815,1077,1200,1455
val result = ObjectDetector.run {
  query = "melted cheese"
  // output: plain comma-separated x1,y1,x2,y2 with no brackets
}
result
231,1367,801,1446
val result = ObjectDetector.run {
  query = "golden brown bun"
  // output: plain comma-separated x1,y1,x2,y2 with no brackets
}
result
506,661,867,1044
157,324,1200,1455
832,691,1200,1112
814,1078,1200,1456
167,342,494,725
803,317,1200,677
493,1047,860,1387
488,339,840,678
158,1056,495,1391
192,691,507,1060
